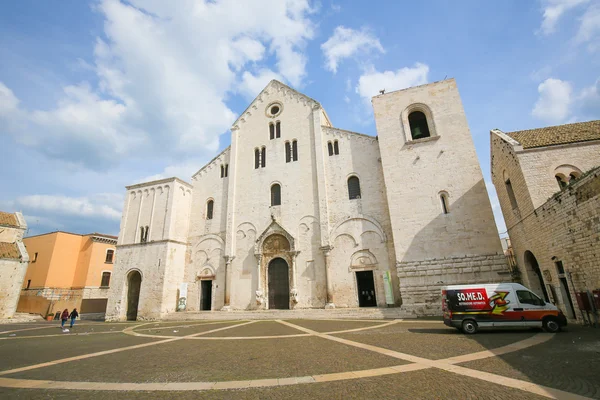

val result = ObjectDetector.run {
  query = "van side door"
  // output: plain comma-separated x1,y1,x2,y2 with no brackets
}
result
515,290,546,328
491,290,522,328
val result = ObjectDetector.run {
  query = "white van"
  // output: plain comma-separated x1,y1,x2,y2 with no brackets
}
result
442,283,567,334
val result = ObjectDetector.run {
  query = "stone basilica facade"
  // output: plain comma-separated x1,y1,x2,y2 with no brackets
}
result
106,79,508,320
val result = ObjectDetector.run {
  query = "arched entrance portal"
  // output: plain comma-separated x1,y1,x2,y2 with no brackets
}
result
523,251,549,302
127,271,142,321
268,258,290,309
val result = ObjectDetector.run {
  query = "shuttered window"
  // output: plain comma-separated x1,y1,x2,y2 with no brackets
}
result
348,176,361,200
271,184,281,206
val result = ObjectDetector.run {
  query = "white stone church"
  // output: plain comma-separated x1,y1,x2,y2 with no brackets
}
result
106,79,508,321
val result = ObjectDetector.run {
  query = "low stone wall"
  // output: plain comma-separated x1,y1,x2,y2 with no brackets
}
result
397,254,510,315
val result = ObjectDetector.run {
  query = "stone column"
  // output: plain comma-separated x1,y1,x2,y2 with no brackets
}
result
222,256,234,311
254,253,265,308
320,245,335,308
290,251,300,304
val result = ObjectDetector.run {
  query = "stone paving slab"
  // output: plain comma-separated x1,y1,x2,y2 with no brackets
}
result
284,319,386,333
0,368,547,399
0,334,160,372
0,324,130,338
459,326,600,399
131,321,243,337
9,336,406,383
201,321,304,337
334,322,538,360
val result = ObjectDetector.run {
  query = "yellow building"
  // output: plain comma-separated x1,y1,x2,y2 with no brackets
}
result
18,231,117,318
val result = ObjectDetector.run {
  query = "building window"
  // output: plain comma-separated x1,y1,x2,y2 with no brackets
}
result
100,272,111,288
271,184,281,206
225,164,228,177
140,226,149,243
206,199,214,220
328,142,333,156
440,193,450,214
505,179,518,210
220,164,228,178
276,121,281,138
555,175,568,189
348,176,361,200
408,111,431,140
292,140,298,161
569,173,578,182
32,252,38,262
334,140,339,155
26,279,31,289
105,249,114,263
286,141,292,163
261,146,266,168
269,123,275,140
255,148,260,169
555,260,565,275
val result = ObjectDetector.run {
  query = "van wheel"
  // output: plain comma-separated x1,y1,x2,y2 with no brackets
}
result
542,318,561,333
461,320,478,334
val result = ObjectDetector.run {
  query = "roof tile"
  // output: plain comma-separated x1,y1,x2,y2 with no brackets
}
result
0,212,19,228
506,120,600,149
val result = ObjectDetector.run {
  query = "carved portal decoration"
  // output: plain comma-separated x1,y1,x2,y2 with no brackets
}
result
254,221,299,309
350,250,378,271
197,266,216,280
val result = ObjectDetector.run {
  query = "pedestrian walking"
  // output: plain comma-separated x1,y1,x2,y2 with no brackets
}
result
60,309,69,328
69,308,79,329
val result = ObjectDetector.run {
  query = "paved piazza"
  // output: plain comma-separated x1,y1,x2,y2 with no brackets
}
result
0,319,598,399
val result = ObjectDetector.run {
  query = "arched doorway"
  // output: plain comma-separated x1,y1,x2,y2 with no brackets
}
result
268,258,290,309
127,271,142,321
523,251,549,302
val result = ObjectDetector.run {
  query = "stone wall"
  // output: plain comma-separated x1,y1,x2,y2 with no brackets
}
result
0,212,28,319
397,254,510,315
504,168,600,320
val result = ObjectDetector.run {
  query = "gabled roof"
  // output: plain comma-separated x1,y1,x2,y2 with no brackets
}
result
0,211,19,228
231,79,322,130
505,120,600,149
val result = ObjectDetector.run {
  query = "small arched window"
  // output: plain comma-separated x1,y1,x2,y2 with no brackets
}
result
408,111,431,140
206,199,214,220
569,172,579,182
220,165,225,178
327,142,333,156
140,226,149,243
261,147,266,168
285,141,291,163
100,272,111,288
276,121,281,138
269,123,275,140
333,140,339,155
224,164,228,177
348,176,361,200
271,184,281,206
440,193,450,214
555,175,568,189
292,140,298,161
254,148,260,169
105,249,114,263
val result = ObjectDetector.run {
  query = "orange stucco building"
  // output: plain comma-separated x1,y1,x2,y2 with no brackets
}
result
18,231,117,318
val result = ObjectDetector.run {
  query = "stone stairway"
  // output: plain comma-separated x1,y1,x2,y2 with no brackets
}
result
163,307,416,321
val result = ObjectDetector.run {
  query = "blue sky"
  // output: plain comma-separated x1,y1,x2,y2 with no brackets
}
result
1,0,599,237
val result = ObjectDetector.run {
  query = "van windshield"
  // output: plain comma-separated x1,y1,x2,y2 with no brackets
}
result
517,290,545,306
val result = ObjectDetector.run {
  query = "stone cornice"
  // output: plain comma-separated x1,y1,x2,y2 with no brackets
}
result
117,239,188,249
322,126,376,143
126,177,192,191
192,146,231,180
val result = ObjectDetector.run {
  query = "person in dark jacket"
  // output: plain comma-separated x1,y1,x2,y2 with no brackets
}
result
68,308,79,328
60,309,69,328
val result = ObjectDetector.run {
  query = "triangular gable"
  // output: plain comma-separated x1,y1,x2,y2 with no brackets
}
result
231,80,322,130
255,218,296,253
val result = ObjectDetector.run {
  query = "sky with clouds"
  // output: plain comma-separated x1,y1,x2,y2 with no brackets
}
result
1,0,599,238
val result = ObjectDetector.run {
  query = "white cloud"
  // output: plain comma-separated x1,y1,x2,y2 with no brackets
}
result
240,69,284,100
578,78,600,117
8,193,123,221
321,26,384,73
532,78,573,123
539,0,589,35
0,0,315,170
355,63,429,104
575,3,600,50
139,160,205,184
